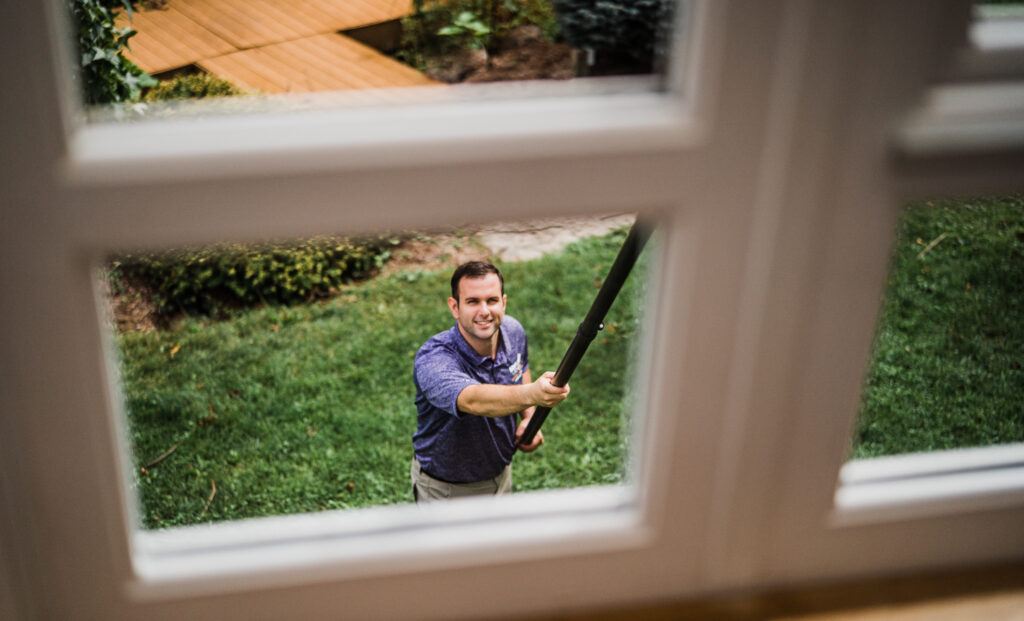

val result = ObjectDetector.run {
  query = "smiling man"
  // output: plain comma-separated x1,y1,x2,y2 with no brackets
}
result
411,261,570,502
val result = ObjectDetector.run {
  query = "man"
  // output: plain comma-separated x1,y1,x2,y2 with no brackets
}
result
411,261,570,502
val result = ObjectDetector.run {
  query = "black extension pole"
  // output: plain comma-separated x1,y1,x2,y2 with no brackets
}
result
518,218,653,448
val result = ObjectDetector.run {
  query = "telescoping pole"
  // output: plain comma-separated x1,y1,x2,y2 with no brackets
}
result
518,218,653,448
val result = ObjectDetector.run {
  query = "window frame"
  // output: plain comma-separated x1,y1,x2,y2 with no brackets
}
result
2,0,1024,619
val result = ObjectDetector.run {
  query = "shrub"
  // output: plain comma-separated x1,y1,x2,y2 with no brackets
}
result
143,72,250,101
114,236,400,317
548,0,674,71
399,0,559,67
68,0,156,104
501,0,560,42
402,0,491,63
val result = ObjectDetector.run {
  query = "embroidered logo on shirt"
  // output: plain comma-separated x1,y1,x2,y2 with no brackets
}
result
508,353,524,383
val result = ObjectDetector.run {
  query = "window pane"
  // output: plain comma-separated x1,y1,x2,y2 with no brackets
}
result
103,215,653,528
851,195,1024,460
68,0,683,119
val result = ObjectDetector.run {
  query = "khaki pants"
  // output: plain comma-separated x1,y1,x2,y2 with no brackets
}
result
411,458,512,502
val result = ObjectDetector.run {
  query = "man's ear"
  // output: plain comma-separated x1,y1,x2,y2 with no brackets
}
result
447,297,459,318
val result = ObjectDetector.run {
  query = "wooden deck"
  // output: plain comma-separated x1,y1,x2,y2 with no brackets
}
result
117,0,435,92
197,33,436,93
117,5,235,74
169,0,412,50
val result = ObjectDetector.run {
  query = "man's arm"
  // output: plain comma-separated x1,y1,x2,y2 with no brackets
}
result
456,370,569,418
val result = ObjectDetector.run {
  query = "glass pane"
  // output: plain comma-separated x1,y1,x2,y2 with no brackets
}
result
851,195,1024,460
67,0,684,119
972,1,1024,51
103,214,653,528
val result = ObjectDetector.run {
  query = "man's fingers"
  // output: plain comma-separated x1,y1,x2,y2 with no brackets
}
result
521,430,544,452
542,380,569,396
531,372,570,408
517,426,544,452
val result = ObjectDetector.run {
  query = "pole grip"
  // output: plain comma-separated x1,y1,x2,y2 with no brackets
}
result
516,219,652,448
518,405,550,447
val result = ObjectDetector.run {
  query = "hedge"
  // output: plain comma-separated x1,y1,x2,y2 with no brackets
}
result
142,72,250,101
114,236,399,317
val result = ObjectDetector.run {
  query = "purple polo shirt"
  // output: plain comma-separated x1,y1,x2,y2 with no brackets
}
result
412,315,529,483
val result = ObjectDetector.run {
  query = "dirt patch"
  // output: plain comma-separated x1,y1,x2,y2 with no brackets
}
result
382,214,635,273
105,276,162,333
424,26,575,84
464,39,574,83
378,230,495,277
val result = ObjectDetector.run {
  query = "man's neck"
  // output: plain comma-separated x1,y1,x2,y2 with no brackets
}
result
459,324,499,359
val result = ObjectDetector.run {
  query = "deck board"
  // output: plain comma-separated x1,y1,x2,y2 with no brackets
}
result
119,0,432,93
196,33,437,93
120,0,414,73
170,0,412,49
196,53,285,93
259,38,371,90
117,6,236,74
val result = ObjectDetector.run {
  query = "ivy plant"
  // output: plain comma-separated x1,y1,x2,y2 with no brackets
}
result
68,0,156,104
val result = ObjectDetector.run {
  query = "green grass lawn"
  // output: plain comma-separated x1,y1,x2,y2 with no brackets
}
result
854,195,1024,458
119,228,648,529
118,198,1024,529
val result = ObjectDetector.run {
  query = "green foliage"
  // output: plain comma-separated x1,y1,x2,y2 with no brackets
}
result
402,0,492,62
854,196,1024,458
68,0,156,104
500,0,560,41
437,11,492,49
142,72,249,101
399,0,559,66
115,236,399,317
548,0,673,69
118,228,647,528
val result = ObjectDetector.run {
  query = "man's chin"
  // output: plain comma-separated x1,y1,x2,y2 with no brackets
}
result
470,325,497,340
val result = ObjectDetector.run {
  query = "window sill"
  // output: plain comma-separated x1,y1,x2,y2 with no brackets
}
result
128,485,649,600
64,83,703,187
832,444,1024,527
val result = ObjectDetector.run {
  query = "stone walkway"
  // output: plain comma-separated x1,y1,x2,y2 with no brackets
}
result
477,213,636,262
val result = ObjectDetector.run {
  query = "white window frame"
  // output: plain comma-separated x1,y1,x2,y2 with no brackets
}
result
1,1,1023,619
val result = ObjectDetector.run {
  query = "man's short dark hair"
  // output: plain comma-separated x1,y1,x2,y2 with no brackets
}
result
451,261,504,301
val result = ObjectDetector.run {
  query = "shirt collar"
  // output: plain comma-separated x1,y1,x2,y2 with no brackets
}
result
450,323,505,364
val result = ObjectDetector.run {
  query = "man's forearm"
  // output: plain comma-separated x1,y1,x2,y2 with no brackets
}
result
457,369,567,418
457,383,535,418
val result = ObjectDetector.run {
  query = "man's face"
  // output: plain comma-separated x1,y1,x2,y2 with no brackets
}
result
448,273,506,347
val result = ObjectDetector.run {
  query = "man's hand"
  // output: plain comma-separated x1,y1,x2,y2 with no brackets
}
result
516,411,545,452
528,371,570,408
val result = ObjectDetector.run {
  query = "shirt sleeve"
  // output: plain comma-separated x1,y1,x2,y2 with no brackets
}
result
414,341,478,417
